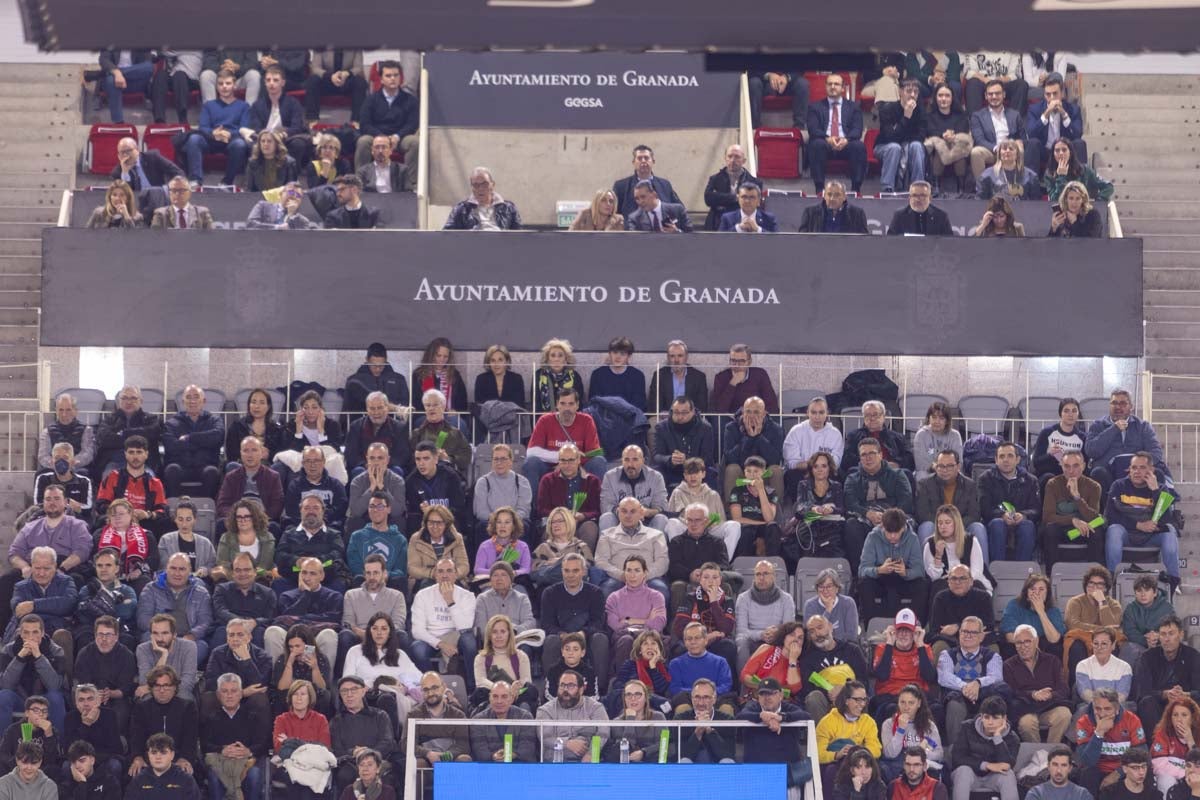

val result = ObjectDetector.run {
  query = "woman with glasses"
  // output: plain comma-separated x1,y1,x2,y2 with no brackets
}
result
211,500,275,583
1062,565,1124,679
601,680,666,763
816,680,882,798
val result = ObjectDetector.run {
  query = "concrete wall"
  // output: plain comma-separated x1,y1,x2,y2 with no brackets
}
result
427,127,741,226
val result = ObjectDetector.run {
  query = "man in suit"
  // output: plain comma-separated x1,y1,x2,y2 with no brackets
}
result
240,64,310,166
806,73,867,194
323,174,381,229
613,145,681,217
624,179,692,233
886,181,953,236
353,60,419,189
149,177,214,230
647,339,708,417
717,182,777,233
798,181,869,234
1024,72,1086,174
99,50,163,123
302,49,368,124
111,138,184,192
969,79,1026,185
703,144,762,231
358,135,404,193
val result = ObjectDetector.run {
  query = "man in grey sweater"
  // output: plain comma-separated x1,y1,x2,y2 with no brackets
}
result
346,443,407,531
338,555,411,668
473,443,532,529
734,561,795,667
535,668,609,761
474,562,535,637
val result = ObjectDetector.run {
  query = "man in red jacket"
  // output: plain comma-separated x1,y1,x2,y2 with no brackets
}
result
871,608,936,724
890,745,948,800
522,388,607,519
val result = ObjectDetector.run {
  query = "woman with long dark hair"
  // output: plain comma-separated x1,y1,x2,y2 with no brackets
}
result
831,747,887,800
879,684,943,782
1000,573,1065,657
342,612,420,732
412,337,469,422
1042,138,1113,203
225,388,286,462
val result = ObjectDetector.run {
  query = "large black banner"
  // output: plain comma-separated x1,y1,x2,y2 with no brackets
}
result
425,52,739,129
41,229,1143,357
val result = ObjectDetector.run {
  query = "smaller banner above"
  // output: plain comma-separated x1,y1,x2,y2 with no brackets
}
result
425,51,740,130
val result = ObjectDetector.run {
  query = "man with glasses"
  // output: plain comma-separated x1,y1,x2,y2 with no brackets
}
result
211,553,276,650
72,616,137,733
403,672,470,771
652,396,716,491
1003,624,1071,744
535,444,601,547
1086,390,1167,496
844,440,914,576
915,449,987,549
111,136,182,191
96,387,163,477
890,745,946,800
472,443,531,531
928,564,997,658
886,180,953,235
842,400,914,477
535,668,609,762
135,614,199,701
737,677,808,782
1041,451,1104,571
677,678,735,764
1105,451,1180,582
281,448,349,533
1099,747,1155,800
937,615,1008,747
1074,687,1146,796
216,436,284,527
129,666,198,778
806,73,867,194
722,397,785,505
710,345,779,417
331,676,399,793
150,176,214,230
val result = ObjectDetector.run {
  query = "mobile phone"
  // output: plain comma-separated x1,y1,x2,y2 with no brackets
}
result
304,645,315,658
1051,204,1061,214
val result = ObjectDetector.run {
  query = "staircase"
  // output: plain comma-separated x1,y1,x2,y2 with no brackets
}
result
0,63,81,472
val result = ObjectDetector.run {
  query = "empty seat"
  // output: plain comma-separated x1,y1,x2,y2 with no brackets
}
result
837,406,864,434
55,388,107,426
957,395,1012,436
861,616,892,647
990,560,1041,621
901,394,949,434
1049,561,1103,603
173,388,227,415
137,388,168,415
782,388,826,415
1078,397,1110,426
143,123,190,164
1017,396,1064,447
84,123,137,175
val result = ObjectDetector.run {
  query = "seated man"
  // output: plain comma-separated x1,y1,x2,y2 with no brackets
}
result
927,564,996,656
344,342,411,422
807,73,867,193
949,695,1019,800
4,545,77,655
841,400,915,476
647,340,709,416
979,441,1041,563
540,555,610,690
263,558,343,666
1024,72,1086,174
0,491,90,635
199,49,261,104
624,178,692,233
588,336,647,410
136,553,212,664
598,445,668,532
0,741,55,800
524,388,607,511
330,676,399,791
469,681,537,763
129,665,200,778
728,456,782,558
915,449,986,547
886,181,953,235
210,553,276,649
711,345,779,416
653,397,715,491
199,672,269,800
666,463,738,557
110,137,181,197
135,614,199,701
126,732,199,800
323,175,381,229
345,393,412,478
799,614,868,719
1003,624,1072,744
717,182,777,233
100,50,163,123
747,69,809,129
843,439,914,575
612,144,681,217
94,435,168,533
202,619,272,715
340,553,411,669
1086,389,1166,496
303,49,368,124
37,393,95,476
722,396,785,500
1074,687,1146,796
282,449,349,531
410,558,478,690
536,669,608,762
1027,746,1090,800
0,614,67,732
969,79,1027,185
798,180,869,233
735,560,795,667
668,621,737,719
180,70,251,188
874,79,927,193
937,615,1008,746
1105,451,1180,581
676,678,736,764
1040,451,1104,570
782,396,844,496
95,387,163,476
594,497,670,606
472,443,531,533
63,683,123,785
352,60,419,188
162,385,224,499
346,494,408,588
58,740,122,800
606,554,669,667
215,436,284,526
1133,615,1200,727
736,678,809,788
858,508,929,623
704,144,763,231
0,694,59,781
72,616,137,733
34,443,94,522
358,135,404,193
402,672,470,770
240,62,308,164
535,444,601,547
403,442,467,535
666,503,740,607
149,177,215,230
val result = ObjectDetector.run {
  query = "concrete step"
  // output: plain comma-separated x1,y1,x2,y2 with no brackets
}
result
0,64,83,81
0,308,39,326
1094,140,1200,158
1096,152,1200,170
0,82,84,99
1148,323,1200,340
0,96,76,112
1152,389,1200,409
1113,185,1200,201
1087,93,1200,109
1144,251,1200,267
0,241,39,257
1090,109,1200,125
1090,123,1200,138
1146,356,1200,373
0,274,41,292
0,206,59,224
0,325,39,346
1085,75,1200,94
6,178,72,195
1140,235,1200,251
1122,218,1200,235
0,140,76,160
1146,305,1200,322
0,257,42,276
0,222,52,240
1105,169,1200,187
1117,201,1200,219
1148,339,1200,357
1144,268,1200,290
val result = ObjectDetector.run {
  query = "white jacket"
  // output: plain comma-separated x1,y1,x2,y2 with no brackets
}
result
782,421,844,469
282,743,337,793
411,584,476,648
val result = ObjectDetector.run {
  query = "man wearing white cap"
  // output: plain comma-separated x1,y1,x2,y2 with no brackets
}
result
869,608,936,723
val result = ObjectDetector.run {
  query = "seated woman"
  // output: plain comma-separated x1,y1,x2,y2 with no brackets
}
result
341,612,421,734
275,389,346,487
922,83,971,196
473,344,527,411
530,506,604,588
878,684,943,783
224,387,287,464
245,182,318,229
95,498,155,593
247,129,301,192
912,401,962,480
972,196,1025,238
801,567,859,643
791,452,847,566
1151,696,1200,798
471,614,538,714
601,679,666,763
406,505,471,594
534,338,585,414
1000,573,1065,658
211,500,275,583
1062,565,1123,677
157,499,216,582
304,133,350,188
1048,180,1103,238
830,747,888,800
272,679,333,800
443,166,521,230
570,189,624,231
1042,138,1114,203
270,624,334,717
1031,397,1086,483
977,140,1041,201
923,505,990,596
816,681,883,797
86,180,142,228
473,507,532,592
605,630,671,718
412,337,470,424
740,620,804,703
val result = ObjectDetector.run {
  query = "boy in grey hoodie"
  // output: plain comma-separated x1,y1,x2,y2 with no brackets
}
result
0,742,56,800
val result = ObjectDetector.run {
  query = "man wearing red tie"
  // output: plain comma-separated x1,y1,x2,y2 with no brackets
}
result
805,74,867,195
150,177,214,230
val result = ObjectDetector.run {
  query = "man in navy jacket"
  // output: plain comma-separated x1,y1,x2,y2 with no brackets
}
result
613,145,681,217
717,182,778,233
1024,73,1085,174
806,73,866,194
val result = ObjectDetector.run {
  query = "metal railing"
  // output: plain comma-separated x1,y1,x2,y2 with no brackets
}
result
402,716,819,800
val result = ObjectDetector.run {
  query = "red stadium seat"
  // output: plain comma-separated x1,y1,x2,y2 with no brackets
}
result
84,122,138,175
143,123,190,163
864,128,880,173
754,127,803,179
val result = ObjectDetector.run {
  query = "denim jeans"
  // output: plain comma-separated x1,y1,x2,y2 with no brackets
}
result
207,759,265,800
104,60,155,123
874,140,927,192
1106,523,1178,576
410,630,479,691
986,518,1036,562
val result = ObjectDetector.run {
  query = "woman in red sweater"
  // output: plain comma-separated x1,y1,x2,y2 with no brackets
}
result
273,679,332,800
740,620,805,701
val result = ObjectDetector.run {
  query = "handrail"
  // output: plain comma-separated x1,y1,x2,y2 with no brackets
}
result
56,188,72,228
417,62,430,230
739,72,757,176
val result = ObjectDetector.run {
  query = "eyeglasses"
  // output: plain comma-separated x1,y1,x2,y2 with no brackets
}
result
152,682,176,689
94,632,117,639
623,692,646,698
235,514,253,521
367,504,389,510
847,695,868,703
960,629,983,636
949,576,971,582
168,187,189,194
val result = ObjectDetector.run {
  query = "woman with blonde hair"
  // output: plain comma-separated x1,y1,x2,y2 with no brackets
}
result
534,338,585,413
247,129,300,191
1049,180,1102,238
978,139,1041,201
473,344,527,408
472,614,538,712
304,132,350,187
86,179,142,228
570,189,624,231
531,506,603,587
923,504,990,594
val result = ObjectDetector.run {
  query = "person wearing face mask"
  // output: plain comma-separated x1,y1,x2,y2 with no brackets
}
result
246,181,318,229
